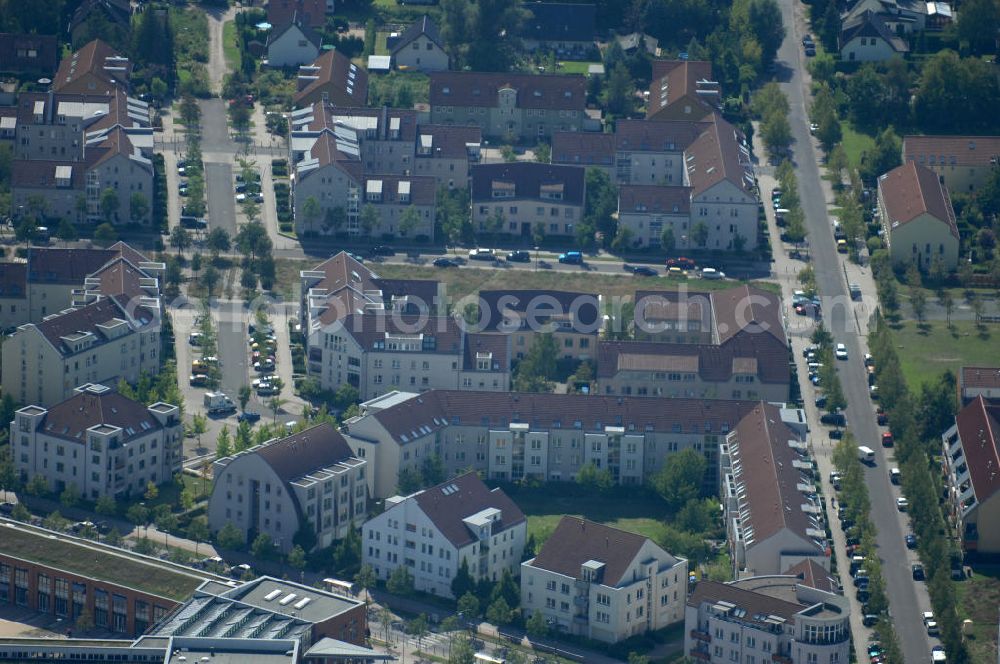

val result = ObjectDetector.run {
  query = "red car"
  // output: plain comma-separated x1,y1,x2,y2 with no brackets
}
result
666,257,696,270
881,431,894,447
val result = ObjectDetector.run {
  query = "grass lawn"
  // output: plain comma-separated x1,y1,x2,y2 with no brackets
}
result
375,31,390,56
840,121,875,170
956,565,1000,664
222,20,239,71
890,319,997,390
555,61,600,75
496,484,668,548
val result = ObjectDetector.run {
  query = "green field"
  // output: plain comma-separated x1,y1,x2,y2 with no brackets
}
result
840,121,875,170
496,484,669,548
222,21,239,70
957,566,1000,664
891,320,998,390
554,61,600,75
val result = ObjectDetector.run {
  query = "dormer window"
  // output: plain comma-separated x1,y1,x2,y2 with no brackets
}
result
366,179,383,202
540,183,564,201
491,180,515,199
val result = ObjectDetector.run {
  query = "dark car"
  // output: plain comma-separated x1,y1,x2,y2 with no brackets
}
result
814,395,828,409
632,266,658,276
506,250,531,262
0,502,14,515
820,412,847,427
905,534,917,549
829,428,844,440
238,411,261,423
370,245,396,256
558,251,583,265
856,588,870,602
912,563,925,581
863,614,879,627
433,257,459,268
180,216,208,230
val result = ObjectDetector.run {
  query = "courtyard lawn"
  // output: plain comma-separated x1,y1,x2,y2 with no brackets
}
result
957,565,1000,664
555,61,601,75
222,21,239,70
840,121,875,170
891,319,998,391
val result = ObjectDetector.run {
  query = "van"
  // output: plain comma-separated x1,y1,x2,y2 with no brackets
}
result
180,216,208,230
857,446,875,464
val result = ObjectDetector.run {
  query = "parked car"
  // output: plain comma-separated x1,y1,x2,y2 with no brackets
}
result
370,245,396,256
905,534,917,549
433,257,459,268
835,343,848,360
190,374,209,387
188,332,204,346
881,431,894,447
506,250,531,262
820,412,846,426
631,265,658,276
700,267,725,280
558,251,583,265
468,248,496,261
863,614,879,627
890,467,901,484
666,256,696,270
237,411,261,423
180,216,208,230
896,497,909,511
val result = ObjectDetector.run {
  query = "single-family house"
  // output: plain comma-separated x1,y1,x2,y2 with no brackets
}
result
390,16,449,72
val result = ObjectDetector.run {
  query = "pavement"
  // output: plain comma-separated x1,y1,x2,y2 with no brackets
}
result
769,1,935,660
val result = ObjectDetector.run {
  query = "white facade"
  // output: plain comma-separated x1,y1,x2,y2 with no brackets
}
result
267,24,321,68
689,180,760,251
393,34,449,72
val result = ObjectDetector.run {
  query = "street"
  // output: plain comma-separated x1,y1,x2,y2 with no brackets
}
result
205,163,237,237
771,0,933,660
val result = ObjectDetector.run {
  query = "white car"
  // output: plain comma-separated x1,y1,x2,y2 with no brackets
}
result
835,343,848,360
810,123,819,134
235,193,246,203
896,497,909,511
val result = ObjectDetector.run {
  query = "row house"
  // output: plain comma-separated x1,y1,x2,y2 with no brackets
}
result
362,472,526,597
428,71,588,141
470,162,586,238
340,389,805,499
11,383,182,499
208,423,368,553
522,517,687,643
1,296,161,407
903,135,1000,195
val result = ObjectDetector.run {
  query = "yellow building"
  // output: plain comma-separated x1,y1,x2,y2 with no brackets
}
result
877,162,960,270
903,135,1000,195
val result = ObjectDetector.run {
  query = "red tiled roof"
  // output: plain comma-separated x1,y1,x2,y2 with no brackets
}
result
954,397,1000,504
684,113,754,197
961,366,1000,390
416,125,482,159
687,580,803,623
268,0,327,28
476,289,600,333
646,60,717,120
619,184,692,215
34,298,137,355
711,284,785,345
410,472,526,548
429,71,586,110
783,559,838,594
470,163,586,205
53,39,129,92
904,135,1000,169
878,161,959,239
0,33,59,75
293,50,368,108
40,387,167,444
551,131,615,167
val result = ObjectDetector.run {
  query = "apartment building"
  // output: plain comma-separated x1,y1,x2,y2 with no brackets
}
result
292,50,368,108
941,396,1000,553
413,124,482,188
470,162,586,238
301,252,509,398
0,243,161,326
720,404,830,577
340,389,802,499
903,135,1000,194
477,289,601,361
11,383,182,499
428,71,587,141
645,60,720,122
362,472,526,597
209,423,367,553
959,366,1000,405
684,573,851,664
52,39,131,94
1,296,161,406
0,521,209,637
521,517,687,643
878,161,960,269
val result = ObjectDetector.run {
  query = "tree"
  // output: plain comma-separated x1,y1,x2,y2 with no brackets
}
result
323,206,347,233
534,142,551,163
628,653,651,664
187,516,210,556
332,525,361,570
25,474,48,496
761,112,792,157
451,558,477,599
129,192,149,224
99,188,119,223
585,167,618,244
407,614,430,652
513,333,558,392
862,127,902,183
57,483,79,508
11,502,31,522
958,0,1000,55
448,634,477,664
238,386,252,412
180,486,197,510
398,206,422,238
155,510,178,545
457,591,481,620
354,564,377,606
604,62,635,116
525,609,549,637
95,495,117,517
650,448,707,510
287,544,307,570
387,565,415,595
660,226,676,253
816,112,842,154
127,503,149,527
748,0,786,65
492,568,520,607
302,196,322,234
486,597,513,625
170,225,192,252
205,227,231,258
250,533,277,560
94,223,118,247
216,426,233,459
56,218,78,244
939,289,955,327
360,203,380,237
691,220,709,248
201,265,221,296
43,510,69,531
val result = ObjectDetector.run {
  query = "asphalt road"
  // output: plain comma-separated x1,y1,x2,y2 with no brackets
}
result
198,99,233,154
205,162,237,237
772,3,930,661
215,300,250,405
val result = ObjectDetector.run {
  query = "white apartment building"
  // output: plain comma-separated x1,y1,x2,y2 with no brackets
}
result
11,383,182,499
208,423,367,553
720,404,830,577
684,570,851,664
470,163,586,238
521,517,688,643
362,472,526,597
339,389,806,500
1,296,161,407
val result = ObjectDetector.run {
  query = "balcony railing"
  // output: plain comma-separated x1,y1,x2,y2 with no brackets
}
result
689,649,710,661
689,629,711,643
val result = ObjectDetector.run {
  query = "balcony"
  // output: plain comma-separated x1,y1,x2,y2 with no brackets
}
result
772,654,793,664
690,629,711,643
573,595,588,607
572,614,588,624
689,649,711,661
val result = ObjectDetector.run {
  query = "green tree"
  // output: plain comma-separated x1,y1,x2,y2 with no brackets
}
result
691,220,709,248
451,558,477,599
238,386,252,412
99,188,119,223
513,333,558,392
94,223,118,247
360,203,380,237
534,142,551,163
407,613,430,652
660,226,676,253
448,634,477,664
862,127,902,182
144,481,159,501
187,516,210,556
525,609,548,637
170,225,192,252
486,597,513,625
25,474,49,496
650,448,707,510
457,591,481,620
250,532,275,558
302,196,322,234
129,192,149,224
216,426,233,459
354,563,377,607
585,167,618,243
59,484,80,508
205,227,231,258
56,217,79,244
287,544,307,570
604,62,635,116
180,486,197,510
127,503,150,527
387,565,415,595
43,510,69,531
398,205,422,237
95,495,117,517
11,502,31,522
201,265,221,296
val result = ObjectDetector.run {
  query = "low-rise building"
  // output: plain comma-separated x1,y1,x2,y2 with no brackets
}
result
429,71,587,141
877,161,960,270
341,389,802,499
1,296,161,407
521,517,687,643
0,33,59,79
683,574,851,664
292,50,368,108
0,520,212,636
362,472,526,597
267,16,322,68
645,60,720,122
70,0,132,56
268,0,330,29
941,396,1000,553
839,10,909,62
903,135,1000,195
470,162,586,238
477,289,601,361
208,423,367,553
390,15,449,72
959,366,1000,406
52,39,131,94
12,383,181,499
720,404,829,577
519,2,596,56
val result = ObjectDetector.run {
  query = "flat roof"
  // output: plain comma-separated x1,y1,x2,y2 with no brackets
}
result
223,578,363,623
167,650,293,664
0,522,208,601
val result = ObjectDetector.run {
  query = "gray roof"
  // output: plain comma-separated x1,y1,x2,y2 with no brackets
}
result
470,162,586,205
520,2,596,43
409,472,526,548
390,15,444,55
34,298,150,356
255,423,359,483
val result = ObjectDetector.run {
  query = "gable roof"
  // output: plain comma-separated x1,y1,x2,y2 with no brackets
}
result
616,118,710,153
961,366,1000,391
53,39,130,93
470,163,586,205
34,297,141,355
0,33,59,75
268,0,328,29
646,60,718,120
684,113,755,197
337,313,465,354
87,256,158,302
410,472,526,548
476,289,600,333
390,15,445,55
363,174,437,206
687,580,804,624
25,246,138,285
711,284,786,345
255,423,359,483
529,517,671,586
878,161,959,238
293,50,368,108
783,559,839,593
417,124,482,159
429,71,587,110
268,15,323,50
840,10,909,52
520,2,597,43
0,262,27,298
71,0,131,33
903,135,1000,170
11,159,87,190
551,131,616,167
619,184,692,216
37,385,168,444
954,396,1000,504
